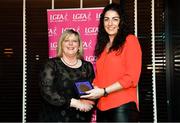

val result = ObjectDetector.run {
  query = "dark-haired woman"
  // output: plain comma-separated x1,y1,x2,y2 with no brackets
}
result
81,3,142,122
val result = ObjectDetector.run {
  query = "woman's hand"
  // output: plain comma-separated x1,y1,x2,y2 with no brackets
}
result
70,98,94,112
80,86,104,100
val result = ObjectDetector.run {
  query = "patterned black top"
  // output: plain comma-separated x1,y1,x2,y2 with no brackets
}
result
39,57,95,122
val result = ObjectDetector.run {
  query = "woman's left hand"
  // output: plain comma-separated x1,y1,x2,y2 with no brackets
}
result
80,86,104,100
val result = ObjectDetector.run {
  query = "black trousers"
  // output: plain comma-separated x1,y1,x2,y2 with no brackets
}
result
96,102,139,122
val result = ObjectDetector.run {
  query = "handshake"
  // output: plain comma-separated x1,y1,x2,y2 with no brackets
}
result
70,98,95,112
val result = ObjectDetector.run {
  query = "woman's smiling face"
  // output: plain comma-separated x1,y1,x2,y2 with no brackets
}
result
62,34,80,57
104,10,120,37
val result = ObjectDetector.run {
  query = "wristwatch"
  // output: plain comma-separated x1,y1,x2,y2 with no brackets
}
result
103,88,108,97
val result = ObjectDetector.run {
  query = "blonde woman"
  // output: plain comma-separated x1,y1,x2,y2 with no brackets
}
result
39,29,95,122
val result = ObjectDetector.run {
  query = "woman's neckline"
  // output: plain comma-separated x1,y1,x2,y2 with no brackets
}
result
60,57,82,69
61,57,78,66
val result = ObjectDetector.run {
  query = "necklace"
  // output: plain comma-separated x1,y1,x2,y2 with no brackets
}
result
61,57,78,66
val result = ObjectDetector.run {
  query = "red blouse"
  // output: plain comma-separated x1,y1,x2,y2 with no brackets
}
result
93,34,142,111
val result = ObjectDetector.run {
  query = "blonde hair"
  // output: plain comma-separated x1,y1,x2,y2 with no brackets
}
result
56,29,83,59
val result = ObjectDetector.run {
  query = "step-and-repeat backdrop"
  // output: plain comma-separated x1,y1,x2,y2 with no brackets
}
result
47,8,103,67
47,8,103,122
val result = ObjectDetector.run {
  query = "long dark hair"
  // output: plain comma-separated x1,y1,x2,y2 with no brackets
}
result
94,3,130,58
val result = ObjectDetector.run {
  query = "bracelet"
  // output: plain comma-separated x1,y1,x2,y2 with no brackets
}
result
103,88,108,97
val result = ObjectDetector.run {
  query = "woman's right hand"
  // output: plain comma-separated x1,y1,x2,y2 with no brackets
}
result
80,86,104,100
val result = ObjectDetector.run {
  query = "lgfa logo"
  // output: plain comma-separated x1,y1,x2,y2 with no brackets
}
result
50,13,68,22
83,40,92,50
85,27,98,35
72,12,91,21
61,27,80,33
50,42,57,50
85,55,97,63
48,27,57,36
96,13,101,20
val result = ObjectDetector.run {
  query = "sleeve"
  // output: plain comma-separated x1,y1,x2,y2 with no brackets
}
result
92,65,98,86
118,35,142,88
39,59,71,107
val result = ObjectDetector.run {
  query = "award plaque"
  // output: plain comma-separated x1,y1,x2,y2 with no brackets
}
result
74,81,93,96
